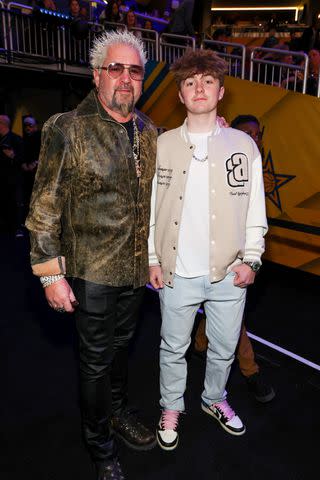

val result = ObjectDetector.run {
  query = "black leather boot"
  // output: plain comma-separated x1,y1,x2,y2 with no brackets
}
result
111,409,156,451
96,458,125,480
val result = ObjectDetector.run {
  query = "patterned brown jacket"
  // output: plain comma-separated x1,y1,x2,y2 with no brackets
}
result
26,89,157,288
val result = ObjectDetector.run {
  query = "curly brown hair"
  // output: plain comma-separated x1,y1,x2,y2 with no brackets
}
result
170,49,228,87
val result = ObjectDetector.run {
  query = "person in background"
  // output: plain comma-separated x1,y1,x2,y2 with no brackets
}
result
21,115,41,223
168,0,195,37
26,31,157,480
307,48,320,95
124,9,141,38
37,0,57,11
288,30,301,52
99,1,123,26
68,0,81,18
144,19,152,30
79,4,89,20
142,19,153,41
0,115,24,236
194,114,275,405
261,28,279,49
308,48,320,77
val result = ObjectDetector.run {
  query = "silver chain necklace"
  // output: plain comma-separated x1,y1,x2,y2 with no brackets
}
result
192,153,208,162
132,118,141,178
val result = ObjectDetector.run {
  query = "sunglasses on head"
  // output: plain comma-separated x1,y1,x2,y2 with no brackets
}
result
99,63,144,81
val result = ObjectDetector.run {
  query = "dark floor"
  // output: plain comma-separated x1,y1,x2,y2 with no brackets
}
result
1,232,320,480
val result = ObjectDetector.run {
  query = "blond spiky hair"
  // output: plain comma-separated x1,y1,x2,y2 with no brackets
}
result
90,30,147,70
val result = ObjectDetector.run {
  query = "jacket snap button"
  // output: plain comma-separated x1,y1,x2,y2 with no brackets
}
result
174,221,178,225
183,171,186,174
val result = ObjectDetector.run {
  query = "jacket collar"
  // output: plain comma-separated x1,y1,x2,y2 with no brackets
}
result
180,118,221,143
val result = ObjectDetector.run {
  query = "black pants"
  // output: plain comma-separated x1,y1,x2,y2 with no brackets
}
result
72,278,145,464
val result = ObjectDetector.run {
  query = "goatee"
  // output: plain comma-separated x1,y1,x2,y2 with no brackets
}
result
111,97,134,117
111,88,134,117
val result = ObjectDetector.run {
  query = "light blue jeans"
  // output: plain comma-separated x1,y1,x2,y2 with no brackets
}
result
159,273,246,411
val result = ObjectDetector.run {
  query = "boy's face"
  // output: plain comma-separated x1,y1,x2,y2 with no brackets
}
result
178,73,224,116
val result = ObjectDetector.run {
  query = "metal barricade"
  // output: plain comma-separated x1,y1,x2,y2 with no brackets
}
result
62,20,103,72
159,33,195,64
129,26,159,61
201,39,246,79
250,47,308,94
7,3,62,68
0,1,7,60
101,20,125,32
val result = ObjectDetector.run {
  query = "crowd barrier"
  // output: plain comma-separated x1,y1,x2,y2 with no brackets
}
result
201,39,246,79
0,4,319,97
250,47,308,94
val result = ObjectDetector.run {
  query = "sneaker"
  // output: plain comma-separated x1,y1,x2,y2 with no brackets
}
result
156,409,180,451
201,399,246,436
246,372,275,403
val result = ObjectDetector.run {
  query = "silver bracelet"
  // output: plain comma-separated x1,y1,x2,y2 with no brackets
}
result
40,274,65,288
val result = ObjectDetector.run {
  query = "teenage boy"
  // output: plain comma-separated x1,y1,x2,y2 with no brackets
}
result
149,49,267,450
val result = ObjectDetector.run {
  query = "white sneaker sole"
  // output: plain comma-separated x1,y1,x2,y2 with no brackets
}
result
156,429,179,451
201,403,246,436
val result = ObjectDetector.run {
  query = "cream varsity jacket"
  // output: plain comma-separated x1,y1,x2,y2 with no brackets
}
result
148,121,268,286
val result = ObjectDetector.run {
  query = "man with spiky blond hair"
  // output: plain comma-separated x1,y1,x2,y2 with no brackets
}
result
26,31,157,479
149,49,267,450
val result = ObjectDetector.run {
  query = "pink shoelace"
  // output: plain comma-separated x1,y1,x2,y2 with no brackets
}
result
213,400,235,420
161,409,180,430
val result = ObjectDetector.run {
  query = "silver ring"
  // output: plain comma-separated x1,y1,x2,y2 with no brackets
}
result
56,307,65,313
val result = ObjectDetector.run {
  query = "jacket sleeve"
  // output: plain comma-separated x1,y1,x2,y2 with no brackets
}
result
148,172,159,266
244,153,268,263
25,119,70,276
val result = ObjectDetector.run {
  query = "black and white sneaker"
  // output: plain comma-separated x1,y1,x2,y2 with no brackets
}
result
201,399,246,436
156,409,180,451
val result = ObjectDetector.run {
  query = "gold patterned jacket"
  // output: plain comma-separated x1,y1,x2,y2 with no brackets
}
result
26,90,157,288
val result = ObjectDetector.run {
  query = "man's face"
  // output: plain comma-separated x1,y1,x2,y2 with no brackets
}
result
24,118,37,135
178,74,224,116
0,116,9,136
93,44,144,119
236,121,262,150
70,0,80,16
127,11,136,27
309,49,320,68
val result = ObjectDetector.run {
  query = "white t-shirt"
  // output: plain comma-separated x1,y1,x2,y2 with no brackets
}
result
175,131,212,278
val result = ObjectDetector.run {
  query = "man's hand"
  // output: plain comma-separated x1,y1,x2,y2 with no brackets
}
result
149,265,164,289
217,116,229,128
45,278,78,313
232,264,256,288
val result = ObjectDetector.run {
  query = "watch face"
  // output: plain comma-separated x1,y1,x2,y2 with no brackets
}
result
244,261,261,272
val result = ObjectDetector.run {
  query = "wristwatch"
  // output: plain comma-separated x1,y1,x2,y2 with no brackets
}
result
243,261,261,273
